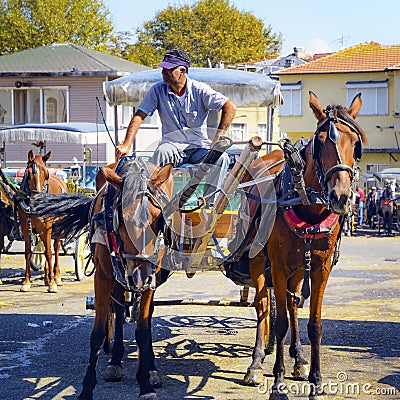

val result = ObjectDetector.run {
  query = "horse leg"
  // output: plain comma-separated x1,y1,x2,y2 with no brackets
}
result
287,277,309,380
53,237,62,286
0,230,4,285
270,280,289,395
244,251,269,385
20,215,32,292
103,284,125,382
136,289,160,400
135,268,169,400
78,244,114,400
388,210,393,235
307,268,329,399
42,231,57,293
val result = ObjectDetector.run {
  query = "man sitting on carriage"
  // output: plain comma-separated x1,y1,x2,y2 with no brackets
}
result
115,49,237,194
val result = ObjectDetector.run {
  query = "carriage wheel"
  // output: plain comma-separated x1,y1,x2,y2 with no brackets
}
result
264,287,276,355
30,237,46,271
74,233,92,281
104,303,115,354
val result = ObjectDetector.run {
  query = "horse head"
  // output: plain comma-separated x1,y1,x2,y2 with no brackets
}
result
307,91,367,215
22,150,51,194
101,160,173,291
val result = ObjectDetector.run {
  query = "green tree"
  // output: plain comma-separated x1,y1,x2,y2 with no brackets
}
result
0,0,113,55
125,0,281,67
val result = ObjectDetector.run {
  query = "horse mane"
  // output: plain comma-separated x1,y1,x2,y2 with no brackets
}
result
334,104,368,145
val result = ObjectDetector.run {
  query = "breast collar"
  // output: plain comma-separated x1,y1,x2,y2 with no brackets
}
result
282,208,339,239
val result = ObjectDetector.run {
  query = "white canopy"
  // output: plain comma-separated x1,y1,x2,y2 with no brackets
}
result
104,67,283,108
0,123,112,145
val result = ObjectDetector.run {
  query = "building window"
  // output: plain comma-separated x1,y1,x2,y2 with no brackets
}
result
230,123,247,141
279,82,302,116
346,80,388,116
258,123,268,140
0,90,12,125
366,163,389,173
121,105,134,128
46,97,58,123
43,88,67,123
0,87,68,125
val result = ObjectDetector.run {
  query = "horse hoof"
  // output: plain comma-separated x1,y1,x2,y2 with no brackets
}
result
77,392,93,400
103,365,123,382
292,364,309,380
269,389,289,400
55,277,63,286
149,370,162,388
139,393,158,400
244,368,264,386
47,284,58,293
20,283,31,292
186,272,196,278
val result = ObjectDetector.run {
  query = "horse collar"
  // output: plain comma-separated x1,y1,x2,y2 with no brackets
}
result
283,208,339,239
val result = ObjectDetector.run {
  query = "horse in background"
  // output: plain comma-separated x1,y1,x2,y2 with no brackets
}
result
265,92,366,399
379,180,395,236
18,150,67,292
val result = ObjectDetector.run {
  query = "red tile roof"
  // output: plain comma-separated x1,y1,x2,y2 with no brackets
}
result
277,42,400,75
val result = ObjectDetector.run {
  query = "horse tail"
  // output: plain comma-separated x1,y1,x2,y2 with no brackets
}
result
30,193,93,241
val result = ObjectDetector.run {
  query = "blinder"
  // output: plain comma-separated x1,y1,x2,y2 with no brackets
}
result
312,105,363,161
20,160,38,194
31,160,37,176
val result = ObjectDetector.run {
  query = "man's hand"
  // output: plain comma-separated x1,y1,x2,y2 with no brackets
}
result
115,142,131,160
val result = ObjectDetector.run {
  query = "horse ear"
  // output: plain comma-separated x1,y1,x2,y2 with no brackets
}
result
42,151,51,163
100,166,123,191
348,92,362,119
150,164,173,186
28,150,34,162
309,91,326,123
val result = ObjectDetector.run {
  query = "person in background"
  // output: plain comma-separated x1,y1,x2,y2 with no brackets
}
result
355,186,365,226
115,49,237,194
366,186,378,229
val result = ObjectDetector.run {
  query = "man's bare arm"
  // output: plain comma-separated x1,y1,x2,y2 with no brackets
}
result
211,99,237,147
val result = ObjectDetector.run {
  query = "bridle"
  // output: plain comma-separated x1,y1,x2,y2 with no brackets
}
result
20,158,49,195
110,158,171,294
311,104,363,196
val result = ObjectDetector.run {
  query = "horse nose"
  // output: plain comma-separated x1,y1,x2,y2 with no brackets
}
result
329,190,350,214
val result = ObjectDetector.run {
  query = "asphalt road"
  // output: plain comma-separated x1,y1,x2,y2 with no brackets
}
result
0,228,399,400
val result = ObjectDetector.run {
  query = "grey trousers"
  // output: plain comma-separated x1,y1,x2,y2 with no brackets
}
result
153,142,230,199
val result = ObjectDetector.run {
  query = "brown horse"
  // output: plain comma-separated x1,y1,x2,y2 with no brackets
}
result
18,150,67,292
257,91,366,399
32,158,175,399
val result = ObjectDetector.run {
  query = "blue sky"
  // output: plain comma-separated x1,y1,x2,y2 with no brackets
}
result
103,0,399,56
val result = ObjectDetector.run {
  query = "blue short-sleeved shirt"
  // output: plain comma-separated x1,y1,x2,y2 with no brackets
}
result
138,77,228,150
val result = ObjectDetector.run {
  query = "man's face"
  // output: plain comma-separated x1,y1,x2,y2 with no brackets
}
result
161,66,186,86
